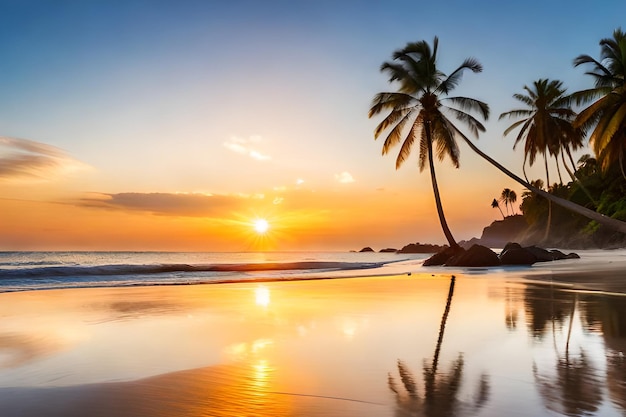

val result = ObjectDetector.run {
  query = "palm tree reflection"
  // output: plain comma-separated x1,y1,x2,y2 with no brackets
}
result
532,292,603,416
388,276,490,416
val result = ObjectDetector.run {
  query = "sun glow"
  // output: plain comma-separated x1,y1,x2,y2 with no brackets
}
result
253,219,269,234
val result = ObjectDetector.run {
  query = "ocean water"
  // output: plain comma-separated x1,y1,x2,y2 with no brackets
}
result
0,251,431,292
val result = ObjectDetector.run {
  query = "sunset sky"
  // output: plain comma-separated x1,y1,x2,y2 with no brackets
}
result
1,0,624,251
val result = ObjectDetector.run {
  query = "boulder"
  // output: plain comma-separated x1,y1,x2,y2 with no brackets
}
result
499,247,538,265
445,244,501,267
524,245,558,262
423,246,464,266
359,247,374,253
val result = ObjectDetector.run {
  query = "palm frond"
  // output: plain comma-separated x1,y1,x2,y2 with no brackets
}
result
502,118,528,136
381,110,416,155
444,106,485,137
418,130,428,172
395,123,417,169
374,107,413,139
500,109,533,122
369,92,415,118
438,57,483,94
444,96,490,120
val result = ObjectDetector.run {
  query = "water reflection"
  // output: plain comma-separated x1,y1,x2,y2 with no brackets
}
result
389,276,490,416
532,294,603,416
523,283,626,416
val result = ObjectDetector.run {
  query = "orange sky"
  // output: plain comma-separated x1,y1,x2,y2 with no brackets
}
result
0,1,618,251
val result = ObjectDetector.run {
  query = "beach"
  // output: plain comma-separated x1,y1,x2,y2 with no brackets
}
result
1,251,626,416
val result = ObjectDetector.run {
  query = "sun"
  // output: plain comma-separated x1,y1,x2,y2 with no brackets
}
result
253,219,270,234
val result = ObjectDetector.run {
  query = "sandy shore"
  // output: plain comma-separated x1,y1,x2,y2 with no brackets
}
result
1,256,625,417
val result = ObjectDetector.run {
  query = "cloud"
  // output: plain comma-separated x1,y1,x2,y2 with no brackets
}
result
0,137,88,181
334,171,355,184
78,192,249,217
223,135,271,161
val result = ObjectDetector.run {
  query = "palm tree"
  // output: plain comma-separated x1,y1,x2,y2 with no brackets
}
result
369,37,489,249
573,28,626,179
499,79,582,241
491,198,505,219
500,188,517,216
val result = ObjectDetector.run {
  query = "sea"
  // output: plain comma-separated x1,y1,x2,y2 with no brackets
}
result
0,251,433,292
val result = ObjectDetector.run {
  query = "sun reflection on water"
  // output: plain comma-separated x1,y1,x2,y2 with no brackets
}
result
255,286,271,308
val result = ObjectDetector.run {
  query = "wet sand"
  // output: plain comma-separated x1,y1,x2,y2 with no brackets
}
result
1,258,625,417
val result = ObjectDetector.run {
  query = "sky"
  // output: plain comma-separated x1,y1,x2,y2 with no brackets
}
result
0,0,624,251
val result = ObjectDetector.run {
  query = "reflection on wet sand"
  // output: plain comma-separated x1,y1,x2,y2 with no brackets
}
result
2,275,626,416
389,277,490,417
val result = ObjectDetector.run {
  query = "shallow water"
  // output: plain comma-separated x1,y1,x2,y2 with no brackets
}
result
0,269,624,416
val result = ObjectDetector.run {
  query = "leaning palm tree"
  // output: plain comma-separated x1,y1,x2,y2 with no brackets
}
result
491,198,505,219
573,28,626,179
369,37,489,248
499,79,581,241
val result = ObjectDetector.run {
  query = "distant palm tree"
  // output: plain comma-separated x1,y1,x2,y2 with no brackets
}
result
573,28,626,179
499,79,579,241
369,37,489,249
491,198,505,219
500,188,517,216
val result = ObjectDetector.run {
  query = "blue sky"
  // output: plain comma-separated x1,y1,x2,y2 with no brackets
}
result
0,0,625,250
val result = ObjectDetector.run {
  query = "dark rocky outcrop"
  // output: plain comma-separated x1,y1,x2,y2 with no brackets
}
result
445,244,501,267
422,246,463,266
359,247,374,253
423,241,580,267
379,248,398,253
397,242,447,254
461,215,528,249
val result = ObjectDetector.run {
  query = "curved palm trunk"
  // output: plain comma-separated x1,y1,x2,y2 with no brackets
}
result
458,136,626,234
544,155,552,243
426,126,459,248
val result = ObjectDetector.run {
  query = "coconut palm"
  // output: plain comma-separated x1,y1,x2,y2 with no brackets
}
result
499,79,582,241
500,188,517,216
369,37,489,249
491,198,505,219
573,28,626,179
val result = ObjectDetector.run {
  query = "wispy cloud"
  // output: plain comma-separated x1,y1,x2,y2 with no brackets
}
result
78,192,256,217
223,135,271,161
334,171,355,184
0,137,88,181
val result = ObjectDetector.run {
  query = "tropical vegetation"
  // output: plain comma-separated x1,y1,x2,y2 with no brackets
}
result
371,29,626,247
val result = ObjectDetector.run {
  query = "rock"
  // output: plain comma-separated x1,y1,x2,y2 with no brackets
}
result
499,247,538,265
565,252,581,259
379,248,397,253
398,242,447,254
423,246,464,266
501,242,522,252
549,249,568,260
445,244,501,267
359,247,374,253
524,246,558,262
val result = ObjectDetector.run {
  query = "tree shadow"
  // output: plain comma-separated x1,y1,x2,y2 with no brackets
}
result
387,276,490,416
